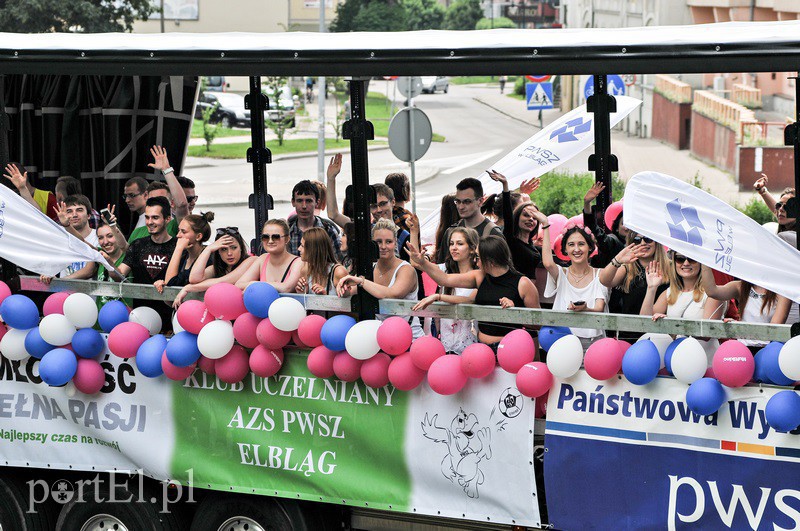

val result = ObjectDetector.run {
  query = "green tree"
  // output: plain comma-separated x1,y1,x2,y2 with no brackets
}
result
0,0,154,33
263,76,293,147
444,0,482,30
402,0,445,30
475,16,516,30
330,0,362,32
331,0,407,32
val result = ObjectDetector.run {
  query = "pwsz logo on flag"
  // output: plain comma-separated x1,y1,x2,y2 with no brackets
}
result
550,117,592,143
666,199,705,246
0,200,5,239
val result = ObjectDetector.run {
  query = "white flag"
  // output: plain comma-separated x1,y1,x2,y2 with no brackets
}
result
624,171,800,303
420,96,642,243
0,185,114,276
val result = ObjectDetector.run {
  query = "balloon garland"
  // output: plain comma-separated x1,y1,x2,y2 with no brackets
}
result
0,280,798,432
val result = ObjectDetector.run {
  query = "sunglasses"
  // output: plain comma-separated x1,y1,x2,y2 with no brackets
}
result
633,235,654,244
216,226,239,237
261,233,285,242
673,254,698,265
122,192,142,200
453,198,477,206
186,196,199,203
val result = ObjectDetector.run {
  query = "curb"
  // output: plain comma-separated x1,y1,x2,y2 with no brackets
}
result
473,97,543,129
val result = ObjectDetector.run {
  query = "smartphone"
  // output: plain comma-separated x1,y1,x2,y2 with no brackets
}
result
100,208,113,224
572,300,586,306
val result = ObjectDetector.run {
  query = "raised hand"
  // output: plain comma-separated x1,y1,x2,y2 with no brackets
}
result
209,235,235,252
487,170,508,192
327,153,342,180
615,243,642,265
53,201,70,227
645,260,663,288
104,203,118,225
404,241,424,266
413,294,438,311
531,209,549,225
753,173,768,191
148,145,171,172
3,164,27,191
406,213,420,234
519,177,541,196
584,182,605,204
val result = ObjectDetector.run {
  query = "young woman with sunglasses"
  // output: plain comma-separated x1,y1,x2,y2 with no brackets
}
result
407,235,539,349
235,219,303,292
337,218,424,339
412,227,480,353
600,232,671,338
753,174,796,233
534,210,609,349
295,227,348,296
641,253,726,361
172,227,255,308
699,264,790,353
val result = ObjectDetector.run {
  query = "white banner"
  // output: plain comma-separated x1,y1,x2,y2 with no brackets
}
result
420,96,642,243
0,185,113,276
624,171,800,303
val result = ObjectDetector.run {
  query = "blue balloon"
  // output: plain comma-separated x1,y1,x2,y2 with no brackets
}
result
539,326,571,352
98,301,130,333
686,378,727,416
165,332,201,367
136,335,168,378
71,328,105,359
0,294,39,330
243,282,280,318
765,391,800,432
756,342,794,386
320,315,356,352
622,339,661,385
39,348,78,387
664,337,686,375
24,328,55,359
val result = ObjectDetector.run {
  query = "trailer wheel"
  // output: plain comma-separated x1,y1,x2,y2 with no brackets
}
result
0,476,60,531
190,494,293,531
56,485,181,531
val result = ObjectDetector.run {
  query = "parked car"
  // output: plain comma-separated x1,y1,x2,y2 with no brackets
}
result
264,85,298,128
204,76,228,92
195,91,296,128
420,76,449,94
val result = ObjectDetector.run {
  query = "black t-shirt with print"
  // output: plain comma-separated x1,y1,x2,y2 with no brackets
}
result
123,236,177,284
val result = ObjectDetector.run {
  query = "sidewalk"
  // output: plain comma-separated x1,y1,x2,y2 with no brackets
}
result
470,84,753,206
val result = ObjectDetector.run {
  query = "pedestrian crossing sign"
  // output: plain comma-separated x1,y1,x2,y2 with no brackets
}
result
526,82,553,110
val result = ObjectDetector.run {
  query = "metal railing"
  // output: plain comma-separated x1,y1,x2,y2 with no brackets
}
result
18,276,794,342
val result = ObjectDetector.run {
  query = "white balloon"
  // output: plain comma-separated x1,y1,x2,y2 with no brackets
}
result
172,312,185,334
0,328,32,361
344,320,382,360
39,314,76,347
778,335,800,381
268,297,306,332
546,334,584,379
129,307,163,336
197,320,235,360
670,337,708,384
63,293,99,329
639,333,673,368
64,381,77,398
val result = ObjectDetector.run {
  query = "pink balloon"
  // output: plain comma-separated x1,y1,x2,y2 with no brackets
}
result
568,214,584,228
73,358,106,395
291,330,309,348
535,390,549,418
0,281,11,307
497,329,535,374
43,292,71,316
712,340,754,388
604,200,624,232
297,315,326,349
410,335,446,370
198,356,217,375
333,352,362,382
307,346,338,378
361,352,391,388
388,354,426,391
256,318,291,350
232,313,261,349
584,337,624,381
547,214,568,236
461,343,496,379
551,233,570,262
377,317,414,356
215,345,250,384
704,366,716,379
516,362,553,398
176,300,214,335
428,355,468,395
250,345,284,378
161,352,196,381
107,322,150,358
204,283,247,321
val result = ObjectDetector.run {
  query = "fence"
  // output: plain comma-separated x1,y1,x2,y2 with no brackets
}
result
732,83,763,109
654,74,692,104
693,90,757,140
740,120,791,147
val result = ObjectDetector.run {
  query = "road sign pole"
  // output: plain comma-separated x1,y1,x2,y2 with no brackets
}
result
407,77,417,214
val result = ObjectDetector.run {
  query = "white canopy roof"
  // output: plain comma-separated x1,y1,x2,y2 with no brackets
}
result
0,20,798,76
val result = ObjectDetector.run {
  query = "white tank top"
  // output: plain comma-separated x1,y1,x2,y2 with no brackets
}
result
376,261,424,339
740,288,776,347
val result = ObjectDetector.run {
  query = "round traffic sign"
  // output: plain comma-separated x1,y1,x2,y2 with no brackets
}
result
622,74,637,87
383,76,399,80
526,75,551,83
388,107,432,163
397,76,423,99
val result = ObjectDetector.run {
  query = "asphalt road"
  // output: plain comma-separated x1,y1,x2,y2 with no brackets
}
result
192,83,539,243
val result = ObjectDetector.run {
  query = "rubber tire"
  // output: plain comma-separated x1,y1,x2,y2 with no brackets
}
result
444,84,449,93
0,476,60,531
221,115,232,128
56,485,180,531
190,494,293,531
